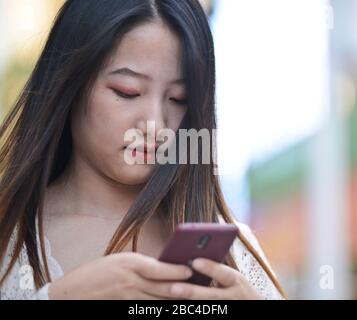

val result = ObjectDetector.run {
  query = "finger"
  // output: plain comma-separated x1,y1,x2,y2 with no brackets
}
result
118,252,193,281
169,282,229,300
134,291,170,300
121,288,170,300
113,269,185,300
138,277,188,300
191,258,239,288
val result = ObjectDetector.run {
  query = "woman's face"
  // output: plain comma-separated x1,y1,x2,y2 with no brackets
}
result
71,20,187,185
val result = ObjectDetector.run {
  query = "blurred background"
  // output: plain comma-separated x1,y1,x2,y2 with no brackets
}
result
0,0,356,299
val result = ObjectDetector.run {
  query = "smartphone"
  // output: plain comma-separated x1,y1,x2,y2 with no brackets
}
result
158,223,239,286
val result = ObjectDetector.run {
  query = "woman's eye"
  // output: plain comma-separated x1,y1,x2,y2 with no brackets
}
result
112,89,140,99
170,97,187,105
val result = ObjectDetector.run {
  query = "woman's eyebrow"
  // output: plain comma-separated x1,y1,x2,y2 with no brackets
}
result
107,67,185,84
108,67,150,80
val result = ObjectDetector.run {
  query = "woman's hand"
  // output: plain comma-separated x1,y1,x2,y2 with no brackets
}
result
48,252,193,300
169,258,264,300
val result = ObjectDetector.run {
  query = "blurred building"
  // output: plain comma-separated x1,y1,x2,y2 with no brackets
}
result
247,0,357,299
247,104,357,298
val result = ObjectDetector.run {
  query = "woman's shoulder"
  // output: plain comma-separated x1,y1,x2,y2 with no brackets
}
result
217,214,283,299
217,214,258,245
0,226,37,300
218,214,268,258
0,225,54,300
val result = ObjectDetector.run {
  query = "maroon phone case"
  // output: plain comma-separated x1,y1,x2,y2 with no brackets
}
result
158,223,239,286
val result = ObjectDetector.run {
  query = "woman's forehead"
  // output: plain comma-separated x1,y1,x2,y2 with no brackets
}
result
103,21,184,83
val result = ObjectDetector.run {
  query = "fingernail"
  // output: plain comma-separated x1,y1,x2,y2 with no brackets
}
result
171,284,185,296
193,259,205,269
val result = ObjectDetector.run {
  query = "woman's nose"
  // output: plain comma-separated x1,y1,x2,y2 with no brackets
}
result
137,99,167,137
145,100,167,131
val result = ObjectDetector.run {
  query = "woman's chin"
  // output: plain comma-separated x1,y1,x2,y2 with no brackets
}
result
114,164,155,185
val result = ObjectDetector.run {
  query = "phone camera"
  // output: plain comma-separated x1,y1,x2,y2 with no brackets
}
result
196,235,211,249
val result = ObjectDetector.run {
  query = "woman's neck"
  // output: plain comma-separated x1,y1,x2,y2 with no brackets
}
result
45,156,145,221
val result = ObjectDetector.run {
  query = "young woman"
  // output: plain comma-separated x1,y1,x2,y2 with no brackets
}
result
0,0,287,300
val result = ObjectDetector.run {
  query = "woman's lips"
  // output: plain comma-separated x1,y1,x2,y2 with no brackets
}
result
126,147,155,161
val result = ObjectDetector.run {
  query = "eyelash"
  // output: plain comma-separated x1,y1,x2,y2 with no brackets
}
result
112,89,139,99
170,98,188,106
112,89,187,105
